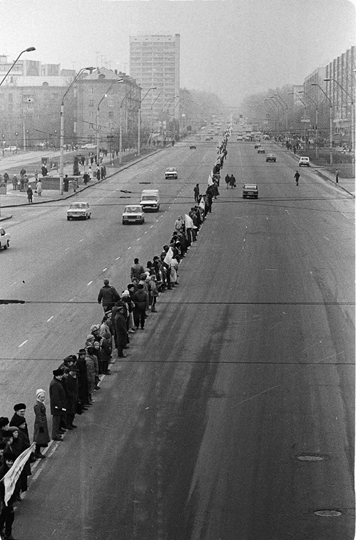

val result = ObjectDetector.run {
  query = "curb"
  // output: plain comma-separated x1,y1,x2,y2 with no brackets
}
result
0,149,162,211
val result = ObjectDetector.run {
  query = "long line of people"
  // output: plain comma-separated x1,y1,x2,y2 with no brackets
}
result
0,131,230,540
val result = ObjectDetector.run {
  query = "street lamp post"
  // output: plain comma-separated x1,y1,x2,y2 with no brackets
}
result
274,93,289,133
0,46,35,217
312,83,333,164
324,77,354,155
137,87,156,157
119,87,133,165
59,67,93,195
96,79,123,165
0,47,36,87
150,91,162,137
269,97,282,136
299,90,318,158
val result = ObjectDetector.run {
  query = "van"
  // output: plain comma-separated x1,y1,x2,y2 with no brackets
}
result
140,189,160,212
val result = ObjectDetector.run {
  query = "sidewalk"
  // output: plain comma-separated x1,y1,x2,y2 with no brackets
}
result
275,143,355,197
0,148,162,221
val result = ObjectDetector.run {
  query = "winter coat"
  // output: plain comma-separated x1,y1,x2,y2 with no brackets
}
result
97,285,119,307
64,374,78,415
10,412,31,448
133,289,148,310
49,377,67,416
85,353,96,393
33,401,50,445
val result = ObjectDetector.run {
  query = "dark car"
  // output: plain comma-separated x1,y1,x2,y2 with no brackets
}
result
266,153,276,162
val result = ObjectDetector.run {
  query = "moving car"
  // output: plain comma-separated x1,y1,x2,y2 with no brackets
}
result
67,202,91,220
189,144,196,149
254,143,261,149
81,143,97,149
165,167,178,179
140,189,160,212
257,147,266,154
243,184,259,199
266,153,277,162
298,156,310,167
122,205,145,225
205,136,213,141
236,135,243,141
0,227,10,250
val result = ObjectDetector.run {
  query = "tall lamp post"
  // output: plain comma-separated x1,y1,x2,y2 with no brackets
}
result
96,78,123,165
59,67,93,195
274,93,289,133
299,90,318,158
150,91,162,137
119,87,133,165
311,82,333,164
324,77,354,155
0,46,35,217
0,46,36,87
289,92,307,142
269,97,282,137
137,86,156,156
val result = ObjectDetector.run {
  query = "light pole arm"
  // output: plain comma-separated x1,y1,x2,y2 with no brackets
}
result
0,47,36,87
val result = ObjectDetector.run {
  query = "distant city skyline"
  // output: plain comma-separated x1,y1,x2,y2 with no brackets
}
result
0,0,355,107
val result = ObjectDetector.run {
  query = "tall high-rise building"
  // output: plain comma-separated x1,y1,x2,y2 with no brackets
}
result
129,34,180,133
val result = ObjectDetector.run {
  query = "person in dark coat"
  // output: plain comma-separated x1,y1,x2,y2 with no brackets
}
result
193,183,200,202
10,404,32,455
0,452,17,540
112,303,129,357
64,367,79,429
97,278,119,312
33,389,50,458
7,426,31,498
27,185,33,203
49,369,66,441
133,284,149,330
76,349,90,409
229,174,236,188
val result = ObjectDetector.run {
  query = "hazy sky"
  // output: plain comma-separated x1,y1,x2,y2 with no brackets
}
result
1,0,355,106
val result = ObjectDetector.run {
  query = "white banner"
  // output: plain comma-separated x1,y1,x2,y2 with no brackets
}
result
163,247,173,266
2,443,35,505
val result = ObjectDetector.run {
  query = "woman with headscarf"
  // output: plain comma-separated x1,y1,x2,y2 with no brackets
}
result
33,389,50,458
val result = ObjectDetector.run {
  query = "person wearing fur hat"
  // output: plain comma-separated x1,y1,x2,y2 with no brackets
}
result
49,369,66,441
63,367,79,429
9,404,34,464
33,389,50,458
0,417,10,442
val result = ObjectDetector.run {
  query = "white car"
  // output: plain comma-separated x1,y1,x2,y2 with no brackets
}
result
81,143,97,149
299,156,310,167
4,145,18,152
122,205,145,225
67,202,91,220
165,167,178,179
0,227,10,250
243,184,259,199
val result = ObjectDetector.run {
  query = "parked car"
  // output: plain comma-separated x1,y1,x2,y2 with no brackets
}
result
242,184,258,199
4,146,18,152
298,156,310,167
165,167,178,179
0,227,10,250
122,205,145,225
266,153,277,162
67,202,91,220
81,143,97,149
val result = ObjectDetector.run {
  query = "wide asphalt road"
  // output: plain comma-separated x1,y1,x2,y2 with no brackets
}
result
1,135,354,540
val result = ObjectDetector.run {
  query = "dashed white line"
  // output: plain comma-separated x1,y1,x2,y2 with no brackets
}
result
19,340,28,348
103,268,107,272
87,281,93,286
150,225,154,228
323,236,330,241
128,246,131,250
116,256,120,260
47,316,54,322
79,238,84,242
285,209,290,215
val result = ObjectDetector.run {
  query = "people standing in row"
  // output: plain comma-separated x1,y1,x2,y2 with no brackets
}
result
33,389,50,458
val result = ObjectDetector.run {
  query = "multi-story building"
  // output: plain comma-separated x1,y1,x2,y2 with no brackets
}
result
75,67,141,150
0,55,77,149
129,34,180,132
303,46,355,147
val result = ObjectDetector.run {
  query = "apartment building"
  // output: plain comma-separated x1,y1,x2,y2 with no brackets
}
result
129,34,180,130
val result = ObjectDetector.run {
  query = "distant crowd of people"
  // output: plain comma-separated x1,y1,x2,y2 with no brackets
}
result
0,131,230,540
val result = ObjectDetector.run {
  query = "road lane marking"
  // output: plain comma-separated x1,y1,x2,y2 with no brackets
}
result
47,316,54,322
116,256,120,260
128,246,131,250
103,268,107,272
232,384,281,407
79,238,84,242
323,236,329,241
87,281,93,286
150,225,154,228
19,340,28,347
136,238,141,241
285,210,290,215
